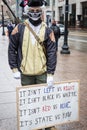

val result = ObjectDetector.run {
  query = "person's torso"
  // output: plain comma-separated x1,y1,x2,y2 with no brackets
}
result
20,20,47,75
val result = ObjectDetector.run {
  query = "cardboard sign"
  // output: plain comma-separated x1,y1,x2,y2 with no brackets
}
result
16,80,80,130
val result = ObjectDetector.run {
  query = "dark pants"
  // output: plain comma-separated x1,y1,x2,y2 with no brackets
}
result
55,38,58,51
21,72,47,86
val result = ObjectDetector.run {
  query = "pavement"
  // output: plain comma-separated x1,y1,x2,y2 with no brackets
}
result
69,30,87,37
0,28,87,130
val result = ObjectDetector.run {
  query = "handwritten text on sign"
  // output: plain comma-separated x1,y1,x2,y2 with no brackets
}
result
16,81,79,130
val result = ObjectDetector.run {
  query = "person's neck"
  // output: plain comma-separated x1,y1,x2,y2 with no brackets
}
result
52,23,56,26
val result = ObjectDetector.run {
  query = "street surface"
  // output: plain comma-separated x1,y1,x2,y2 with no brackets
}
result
0,27,87,130
68,31,87,53
59,30,87,52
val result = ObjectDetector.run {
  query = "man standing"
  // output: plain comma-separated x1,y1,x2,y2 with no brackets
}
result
8,0,57,129
50,20,60,51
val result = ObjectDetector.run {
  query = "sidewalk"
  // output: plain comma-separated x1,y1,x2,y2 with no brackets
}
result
0,29,87,130
69,28,87,37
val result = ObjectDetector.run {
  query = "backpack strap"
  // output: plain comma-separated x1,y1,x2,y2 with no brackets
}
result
24,21,43,45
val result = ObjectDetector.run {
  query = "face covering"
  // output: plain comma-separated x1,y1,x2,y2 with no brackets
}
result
28,9,42,21
28,9,42,26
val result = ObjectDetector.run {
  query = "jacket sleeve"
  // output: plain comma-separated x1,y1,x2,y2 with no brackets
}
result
45,27,57,75
8,25,20,70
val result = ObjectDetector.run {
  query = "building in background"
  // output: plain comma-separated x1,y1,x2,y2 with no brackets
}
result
45,0,87,29
0,0,15,23
0,0,23,24
0,0,87,29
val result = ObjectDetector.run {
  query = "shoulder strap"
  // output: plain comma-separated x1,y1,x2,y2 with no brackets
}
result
24,21,43,45
24,21,46,54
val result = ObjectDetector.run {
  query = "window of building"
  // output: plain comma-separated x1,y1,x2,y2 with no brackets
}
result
53,11,55,18
46,0,50,6
53,0,55,6
84,9,87,15
58,0,64,2
59,7,64,24
82,2,87,27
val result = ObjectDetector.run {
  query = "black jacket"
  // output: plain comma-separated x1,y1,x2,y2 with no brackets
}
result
8,22,57,75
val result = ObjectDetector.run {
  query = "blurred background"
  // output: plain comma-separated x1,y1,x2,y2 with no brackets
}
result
0,0,87,29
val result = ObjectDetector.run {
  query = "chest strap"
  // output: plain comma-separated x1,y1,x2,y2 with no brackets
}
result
24,21,46,54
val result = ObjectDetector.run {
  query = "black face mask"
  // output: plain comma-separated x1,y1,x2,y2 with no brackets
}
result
29,17,42,26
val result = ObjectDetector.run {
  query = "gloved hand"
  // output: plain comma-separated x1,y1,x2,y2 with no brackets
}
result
13,71,20,79
47,74,54,87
